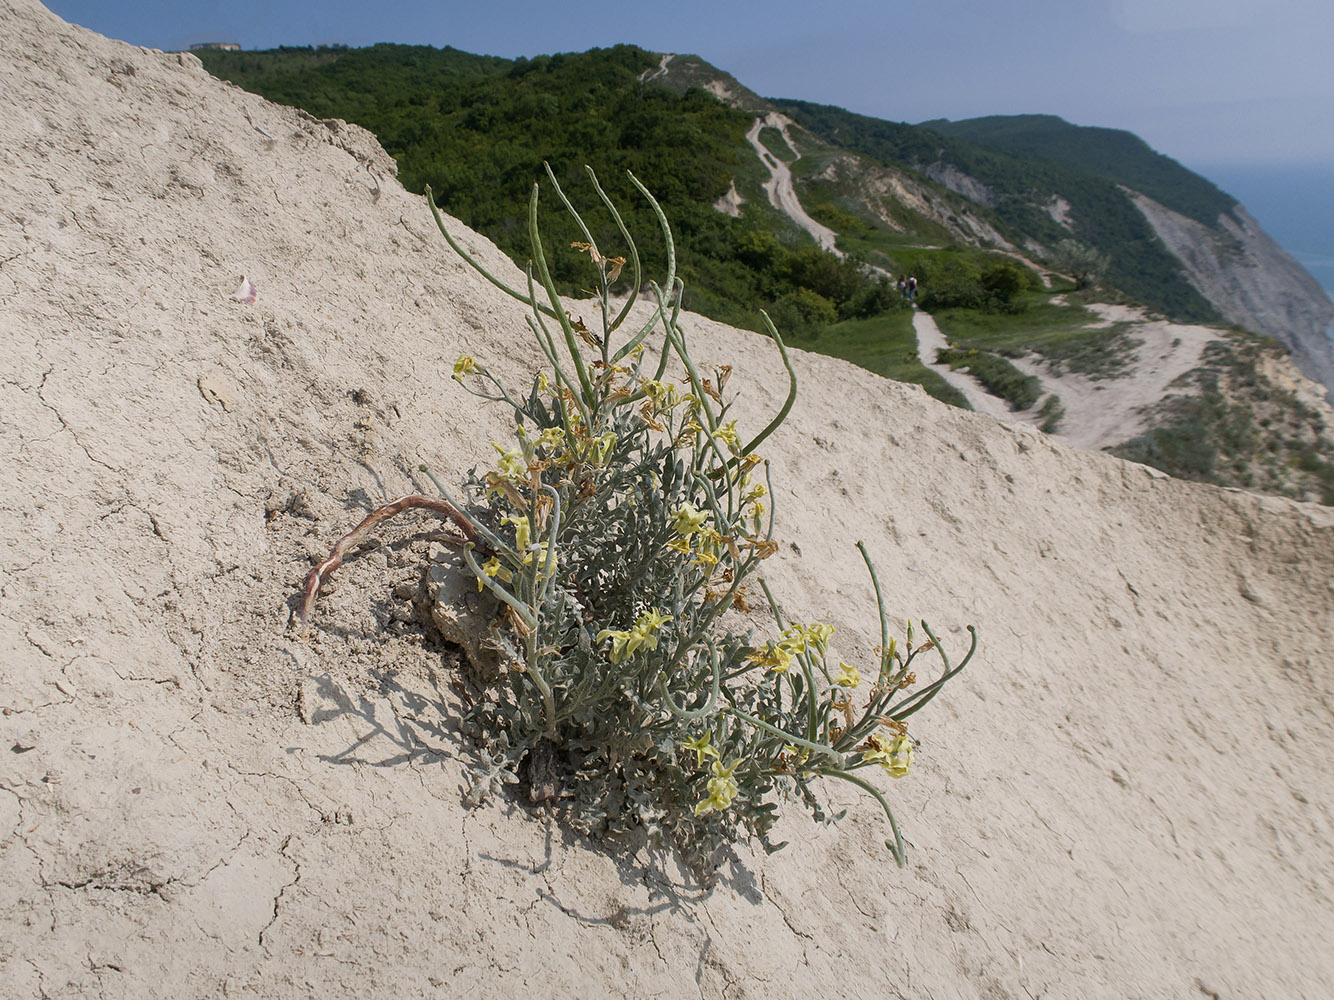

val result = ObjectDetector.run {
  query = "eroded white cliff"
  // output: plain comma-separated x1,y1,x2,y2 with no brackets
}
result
1129,191,1334,397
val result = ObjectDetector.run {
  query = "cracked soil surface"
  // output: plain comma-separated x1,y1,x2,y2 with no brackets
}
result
1,2,1332,996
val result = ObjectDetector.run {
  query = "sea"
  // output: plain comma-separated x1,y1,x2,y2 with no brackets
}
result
1194,162,1334,299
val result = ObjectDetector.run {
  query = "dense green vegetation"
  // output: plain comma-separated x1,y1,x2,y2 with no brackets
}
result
194,42,1331,503
773,99,1224,325
921,115,1237,227
198,43,898,333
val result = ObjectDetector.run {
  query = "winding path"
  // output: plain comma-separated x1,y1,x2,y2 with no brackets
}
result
745,113,840,255
743,111,1030,420
910,307,1020,419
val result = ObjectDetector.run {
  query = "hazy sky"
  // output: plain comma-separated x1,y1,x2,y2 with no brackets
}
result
43,0,1334,170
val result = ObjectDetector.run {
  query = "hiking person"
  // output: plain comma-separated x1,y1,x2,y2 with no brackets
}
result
898,275,908,299
908,275,918,301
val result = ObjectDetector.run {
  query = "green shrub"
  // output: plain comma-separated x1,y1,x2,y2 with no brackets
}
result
300,167,975,879
936,348,1042,411
1039,393,1065,433
767,287,839,337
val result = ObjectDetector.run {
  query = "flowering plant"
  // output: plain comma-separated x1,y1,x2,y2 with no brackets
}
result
301,166,974,877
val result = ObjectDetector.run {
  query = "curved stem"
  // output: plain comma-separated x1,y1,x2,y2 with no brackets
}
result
528,182,596,408
739,311,798,456
424,185,558,318
658,642,721,721
724,707,844,767
819,767,907,867
583,165,643,342
890,624,978,720
461,543,536,630
855,541,891,674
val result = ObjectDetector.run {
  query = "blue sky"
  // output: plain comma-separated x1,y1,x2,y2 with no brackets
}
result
45,0,1334,170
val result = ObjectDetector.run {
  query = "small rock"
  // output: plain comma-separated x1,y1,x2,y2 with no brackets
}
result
427,553,510,683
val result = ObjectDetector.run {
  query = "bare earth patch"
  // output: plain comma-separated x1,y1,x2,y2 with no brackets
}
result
1012,303,1223,449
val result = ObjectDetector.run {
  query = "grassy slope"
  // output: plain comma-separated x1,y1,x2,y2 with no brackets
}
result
787,311,969,408
931,294,1140,380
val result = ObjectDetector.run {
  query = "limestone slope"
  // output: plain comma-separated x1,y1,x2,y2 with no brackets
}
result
1,3,1332,998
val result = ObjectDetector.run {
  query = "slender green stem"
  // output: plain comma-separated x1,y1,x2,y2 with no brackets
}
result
583,166,643,343
626,171,675,303
461,543,536,629
819,767,907,867
890,624,978,720
856,541,891,674
725,708,844,766
424,185,557,318
538,485,562,604
740,312,798,456
541,163,613,364
528,182,596,408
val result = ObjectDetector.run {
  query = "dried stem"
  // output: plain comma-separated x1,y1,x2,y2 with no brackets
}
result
296,494,488,631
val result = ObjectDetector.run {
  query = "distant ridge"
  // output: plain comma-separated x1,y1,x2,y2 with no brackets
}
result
917,114,1238,228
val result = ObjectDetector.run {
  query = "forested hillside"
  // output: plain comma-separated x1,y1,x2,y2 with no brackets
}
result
775,100,1224,323
921,114,1237,226
195,42,1333,503
198,44,899,333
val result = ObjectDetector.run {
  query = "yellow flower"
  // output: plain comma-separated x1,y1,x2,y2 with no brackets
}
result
596,627,632,664
523,541,554,569
666,536,692,556
804,623,834,655
492,442,526,480
596,608,671,664
452,355,477,381
503,514,531,553
683,731,719,768
713,420,741,453
862,733,913,778
638,607,671,633
477,555,513,592
590,431,617,466
641,379,683,411
777,626,808,655
537,426,565,450
670,502,708,536
694,759,740,815
780,622,834,657
747,642,795,674
834,662,861,689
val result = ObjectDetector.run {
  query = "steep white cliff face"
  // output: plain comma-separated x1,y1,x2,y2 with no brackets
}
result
813,154,1012,247
1129,191,1334,398
923,160,999,208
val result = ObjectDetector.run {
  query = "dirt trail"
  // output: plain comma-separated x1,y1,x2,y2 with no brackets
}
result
911,306,1024,420
745,112,840,254
638,52,673,84
1011,304,1220,449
